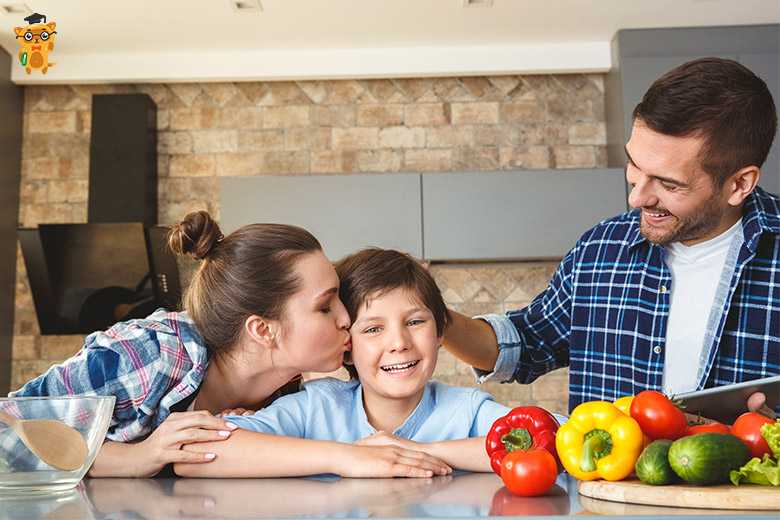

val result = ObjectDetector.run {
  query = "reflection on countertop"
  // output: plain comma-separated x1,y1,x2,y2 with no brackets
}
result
0,472,777,519
1,472,571,519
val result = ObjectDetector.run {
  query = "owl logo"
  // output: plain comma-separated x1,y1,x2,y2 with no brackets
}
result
14,12,56,75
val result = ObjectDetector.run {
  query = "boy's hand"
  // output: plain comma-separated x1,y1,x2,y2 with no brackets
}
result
337,444,451,478
355,430,421,451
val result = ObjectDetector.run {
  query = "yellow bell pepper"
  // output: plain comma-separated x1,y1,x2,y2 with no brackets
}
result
612,395,652,449
556,401,644,481
612,395,634,416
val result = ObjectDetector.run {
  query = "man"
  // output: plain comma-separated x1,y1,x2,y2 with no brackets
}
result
443,57,779,414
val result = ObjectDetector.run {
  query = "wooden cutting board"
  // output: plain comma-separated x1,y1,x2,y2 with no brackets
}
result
578,477,780,510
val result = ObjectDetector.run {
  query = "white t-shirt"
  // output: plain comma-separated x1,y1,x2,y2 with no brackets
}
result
662,219,743,395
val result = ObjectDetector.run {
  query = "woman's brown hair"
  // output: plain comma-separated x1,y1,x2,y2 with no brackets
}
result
168,211,322,354
335,248,451,379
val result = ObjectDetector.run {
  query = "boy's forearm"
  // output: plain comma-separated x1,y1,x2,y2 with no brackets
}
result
442,312,499,372
175,430,345,477
174,429,451,478
422,437,492,473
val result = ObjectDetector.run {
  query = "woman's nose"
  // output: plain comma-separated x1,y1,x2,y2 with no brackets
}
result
334,300,351,330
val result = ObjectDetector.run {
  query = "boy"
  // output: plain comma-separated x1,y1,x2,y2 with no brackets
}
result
222,248,522,472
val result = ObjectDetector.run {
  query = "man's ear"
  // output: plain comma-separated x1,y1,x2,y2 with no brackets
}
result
244,315,278,348
726,165,760,206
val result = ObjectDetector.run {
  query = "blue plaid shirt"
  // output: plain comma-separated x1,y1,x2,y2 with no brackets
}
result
478,187,780,412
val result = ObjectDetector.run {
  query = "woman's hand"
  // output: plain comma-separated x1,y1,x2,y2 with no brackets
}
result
134,411,238,476
89,410,238,477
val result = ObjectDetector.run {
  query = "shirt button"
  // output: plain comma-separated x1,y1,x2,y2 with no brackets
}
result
653,346,663,355
660,285,667,294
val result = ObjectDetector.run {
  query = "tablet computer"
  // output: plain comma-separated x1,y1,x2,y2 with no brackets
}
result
676,375,780,424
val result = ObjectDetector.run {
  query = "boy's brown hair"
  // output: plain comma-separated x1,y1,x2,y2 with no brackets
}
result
334,248,451,379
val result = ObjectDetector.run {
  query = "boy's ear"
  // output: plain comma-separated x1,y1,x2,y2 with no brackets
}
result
244,315,278,348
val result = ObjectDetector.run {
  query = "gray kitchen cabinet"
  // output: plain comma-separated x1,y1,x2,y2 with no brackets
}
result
220,174,423,261
221,169,627,262
605,24,780,194
421,169,627,261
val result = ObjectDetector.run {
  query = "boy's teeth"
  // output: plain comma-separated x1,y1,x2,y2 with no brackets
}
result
381,360,419,372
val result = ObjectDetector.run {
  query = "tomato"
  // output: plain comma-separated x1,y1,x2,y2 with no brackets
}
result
629,390,687,441
684,422,730,436
731,412,775,460
500,449,558,497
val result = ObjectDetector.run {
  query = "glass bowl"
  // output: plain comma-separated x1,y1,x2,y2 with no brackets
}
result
0,396,115,493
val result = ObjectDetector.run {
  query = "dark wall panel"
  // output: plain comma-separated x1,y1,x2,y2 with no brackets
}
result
0,47,24,394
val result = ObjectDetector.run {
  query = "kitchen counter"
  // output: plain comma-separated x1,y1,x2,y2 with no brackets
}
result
1,472,777,519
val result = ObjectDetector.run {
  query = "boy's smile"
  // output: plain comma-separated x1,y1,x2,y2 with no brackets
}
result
349,287,442,422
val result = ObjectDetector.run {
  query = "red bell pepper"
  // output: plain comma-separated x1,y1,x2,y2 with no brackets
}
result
485,406,561,475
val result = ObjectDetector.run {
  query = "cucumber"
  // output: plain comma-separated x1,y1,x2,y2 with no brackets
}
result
668,433,751,486
635,439,678,485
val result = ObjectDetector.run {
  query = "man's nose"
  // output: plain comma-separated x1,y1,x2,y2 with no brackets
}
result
628,178,655,209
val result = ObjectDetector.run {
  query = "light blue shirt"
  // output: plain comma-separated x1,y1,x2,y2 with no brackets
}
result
227,378,513,442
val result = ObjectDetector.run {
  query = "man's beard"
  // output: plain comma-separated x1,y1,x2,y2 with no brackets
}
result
639,192,725,246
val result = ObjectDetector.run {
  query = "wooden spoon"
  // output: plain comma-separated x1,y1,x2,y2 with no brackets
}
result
0,409,89,471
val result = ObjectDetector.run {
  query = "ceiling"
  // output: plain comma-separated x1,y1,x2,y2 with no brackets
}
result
1,0,778,84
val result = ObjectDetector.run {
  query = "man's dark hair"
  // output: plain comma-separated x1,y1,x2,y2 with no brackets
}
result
633,57,777,186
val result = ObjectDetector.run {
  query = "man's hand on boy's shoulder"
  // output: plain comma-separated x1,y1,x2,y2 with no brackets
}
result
216,408,254,417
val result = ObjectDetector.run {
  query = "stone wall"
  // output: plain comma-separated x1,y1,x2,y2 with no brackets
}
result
12,74,608,415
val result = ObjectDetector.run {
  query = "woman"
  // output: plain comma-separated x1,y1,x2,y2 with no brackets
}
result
10,211,449,478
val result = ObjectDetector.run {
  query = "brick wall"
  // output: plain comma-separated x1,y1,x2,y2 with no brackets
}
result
12,74,608,415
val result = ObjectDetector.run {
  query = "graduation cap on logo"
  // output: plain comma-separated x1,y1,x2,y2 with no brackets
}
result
24,13,46,25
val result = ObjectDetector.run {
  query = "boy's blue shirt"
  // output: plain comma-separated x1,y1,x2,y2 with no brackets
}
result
227,378,561,442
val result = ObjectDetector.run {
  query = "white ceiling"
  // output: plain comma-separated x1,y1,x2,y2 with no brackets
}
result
1,0,778,84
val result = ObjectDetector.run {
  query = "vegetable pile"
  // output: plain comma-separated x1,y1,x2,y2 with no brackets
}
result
487,390,779,497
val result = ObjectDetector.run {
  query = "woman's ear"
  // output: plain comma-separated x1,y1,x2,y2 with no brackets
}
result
244,315,278,348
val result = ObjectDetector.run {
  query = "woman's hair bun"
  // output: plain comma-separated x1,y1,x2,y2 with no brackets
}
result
168,210,223,260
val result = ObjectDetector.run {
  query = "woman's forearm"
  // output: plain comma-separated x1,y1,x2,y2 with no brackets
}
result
88,441,149,477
